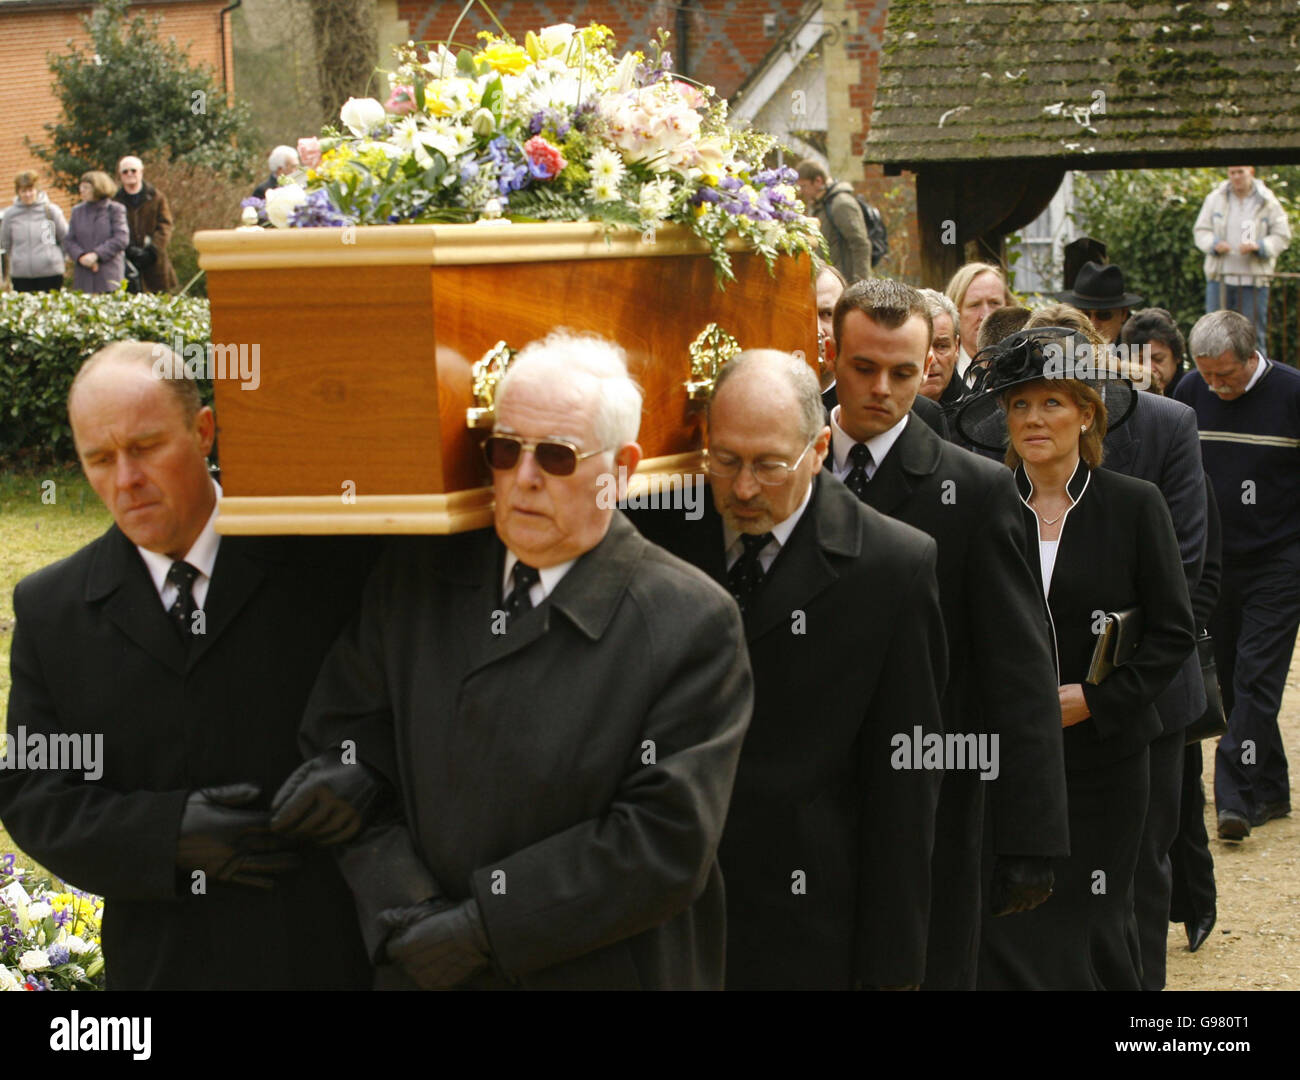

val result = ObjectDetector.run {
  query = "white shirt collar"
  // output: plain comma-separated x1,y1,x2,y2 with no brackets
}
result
721,479,814,572
1242,352,1268,394
136,478,222,607
502,550,576,609
829,405,909,475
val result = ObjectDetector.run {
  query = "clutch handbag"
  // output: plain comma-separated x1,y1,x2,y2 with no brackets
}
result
1085,606,1144,685
1185,631,1228,744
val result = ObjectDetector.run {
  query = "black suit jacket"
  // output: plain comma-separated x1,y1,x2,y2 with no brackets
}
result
1015,462,1197,769
0,528,377,989
1102,390,1207,731
299,512,753,990
854,415,1069,986
632,473,946,988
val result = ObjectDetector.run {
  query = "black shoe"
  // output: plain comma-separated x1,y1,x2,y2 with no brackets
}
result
1217,809,1251,840
1249,801,1291,827
1186,912,1216,953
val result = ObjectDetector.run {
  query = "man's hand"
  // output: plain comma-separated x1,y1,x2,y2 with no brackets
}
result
378,899,491,990
1059,683,1091,727
1214,241,1232,254
175,783,302,890
989,854,1055,916
269,752,395,844
1240,240,1260,255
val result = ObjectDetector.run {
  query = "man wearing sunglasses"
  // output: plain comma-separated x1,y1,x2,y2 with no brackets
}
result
281,330,753,989
632,349,948,989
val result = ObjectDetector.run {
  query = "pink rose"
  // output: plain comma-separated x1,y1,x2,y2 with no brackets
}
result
297,137,322,169
386,85,417,115
523,136,567,181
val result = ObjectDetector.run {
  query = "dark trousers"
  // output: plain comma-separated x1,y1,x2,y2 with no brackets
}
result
1133,728,1185,990
12,275,63,292
1212,543,1300,816
1170,742,1217,926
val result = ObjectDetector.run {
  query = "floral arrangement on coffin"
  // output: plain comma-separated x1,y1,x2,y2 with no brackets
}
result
240,22,823,284
0,854,106,991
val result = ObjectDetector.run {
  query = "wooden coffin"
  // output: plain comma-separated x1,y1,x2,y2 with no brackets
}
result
194,222,816,534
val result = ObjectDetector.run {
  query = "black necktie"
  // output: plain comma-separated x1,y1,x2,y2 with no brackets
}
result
727,532,774,614
166,560,200,640
504,561,540,623
844,442,873,501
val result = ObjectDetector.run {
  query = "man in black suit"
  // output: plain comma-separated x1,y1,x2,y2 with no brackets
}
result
275,331,753,989
634,349,946,988
0,343,374,989
828,279,1069,989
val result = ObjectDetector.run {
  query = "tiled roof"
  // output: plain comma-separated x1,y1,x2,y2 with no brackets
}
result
866,0,1300,167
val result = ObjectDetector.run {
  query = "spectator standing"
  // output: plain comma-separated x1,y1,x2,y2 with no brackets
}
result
1054,261,1143,346
113,156,178,293
63,171,128,294
253,146,300,200
1175,309,1300,841
795,161,873,284
945,262,1012,383
1194,166,1291,346
2,171,68,292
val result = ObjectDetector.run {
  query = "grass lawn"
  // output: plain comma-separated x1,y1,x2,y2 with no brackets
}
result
0,466,112,878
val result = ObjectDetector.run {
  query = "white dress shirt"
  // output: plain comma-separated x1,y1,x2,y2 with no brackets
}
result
829,405,910,481
1241,352,1268,394
502,551,576,609
136,479,222,612
722,481,814,574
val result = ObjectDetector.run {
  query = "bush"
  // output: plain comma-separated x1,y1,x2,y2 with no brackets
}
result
143,158,249,297
1071,167,1300,361
0,288,210,465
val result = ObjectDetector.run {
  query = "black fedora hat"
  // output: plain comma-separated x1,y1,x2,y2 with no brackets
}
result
1055,261,1144,310
954,326,1138,453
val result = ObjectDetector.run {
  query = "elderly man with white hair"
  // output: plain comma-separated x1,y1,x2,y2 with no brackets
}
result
253,145,301,200
274,329,753,989
113,155,176,292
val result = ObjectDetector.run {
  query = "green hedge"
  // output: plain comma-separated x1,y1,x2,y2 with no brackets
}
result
0,288,210,464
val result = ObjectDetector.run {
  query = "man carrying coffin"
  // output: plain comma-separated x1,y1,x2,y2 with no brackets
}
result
0,343,375,989
273,330,752,990
632,349,947,989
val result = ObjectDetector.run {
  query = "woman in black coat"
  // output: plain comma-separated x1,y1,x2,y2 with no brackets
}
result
959,328,1196,989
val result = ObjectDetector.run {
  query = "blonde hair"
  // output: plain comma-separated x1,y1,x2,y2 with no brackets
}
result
80,171,116,200
944,262,1012,313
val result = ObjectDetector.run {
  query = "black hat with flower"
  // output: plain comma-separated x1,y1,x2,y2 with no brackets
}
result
954,326,1138,452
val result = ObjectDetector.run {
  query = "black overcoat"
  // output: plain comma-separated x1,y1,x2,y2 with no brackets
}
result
633,473,947,988
299,512,753,990
0,528,377,989
854,415,1069,988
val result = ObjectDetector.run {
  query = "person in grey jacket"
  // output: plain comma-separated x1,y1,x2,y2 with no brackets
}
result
796,160,874,284
1194,166,1292,344
63,170,129,294
1,171,68,292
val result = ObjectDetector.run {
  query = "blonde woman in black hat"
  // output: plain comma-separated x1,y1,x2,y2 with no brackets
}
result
1055,261,1144,346
958,327,1195,990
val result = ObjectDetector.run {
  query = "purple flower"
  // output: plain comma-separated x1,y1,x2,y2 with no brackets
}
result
1,926,20,948
47,944,70,966
487,137,530,195
289,189,348,228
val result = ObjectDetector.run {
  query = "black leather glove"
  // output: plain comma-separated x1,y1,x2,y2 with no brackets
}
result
989,854,1054,916
175,783,302,890
269,751,396,844
125,243,156,268
378,898,491,990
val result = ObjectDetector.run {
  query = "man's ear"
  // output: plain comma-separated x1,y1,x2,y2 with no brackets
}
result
195,405,216,457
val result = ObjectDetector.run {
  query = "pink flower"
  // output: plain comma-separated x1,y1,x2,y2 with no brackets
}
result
673,81,706,108
296,137,322,169
523,136,567,181
386,85,418,115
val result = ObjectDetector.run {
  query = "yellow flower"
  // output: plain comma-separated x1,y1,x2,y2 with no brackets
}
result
478,41,529,76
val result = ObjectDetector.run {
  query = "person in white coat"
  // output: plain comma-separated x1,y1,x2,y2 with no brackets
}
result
1,171,68,292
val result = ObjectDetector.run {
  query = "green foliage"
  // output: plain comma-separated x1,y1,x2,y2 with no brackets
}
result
28,0,259,192
1070,167,1300,360
0,289,210,465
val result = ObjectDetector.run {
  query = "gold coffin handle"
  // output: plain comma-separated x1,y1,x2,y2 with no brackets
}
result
467,340,516,429
685,322,741,402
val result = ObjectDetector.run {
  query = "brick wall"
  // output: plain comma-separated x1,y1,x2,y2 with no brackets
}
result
396,0,809,99
0,1,231,216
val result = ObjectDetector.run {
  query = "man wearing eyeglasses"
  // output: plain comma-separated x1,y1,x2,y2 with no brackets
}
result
113,156,177,294
276,329,753,989
632,348,948,989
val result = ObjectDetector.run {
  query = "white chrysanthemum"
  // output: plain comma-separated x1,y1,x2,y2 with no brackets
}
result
638,177,675,221
62,935,91,956
588,147,626,186
588,179,621,204
18,949,49,972
26,901,51,921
